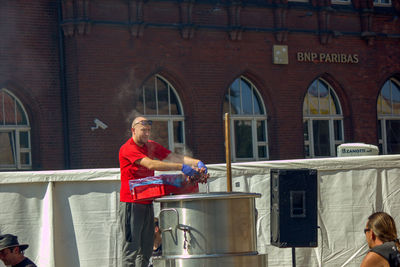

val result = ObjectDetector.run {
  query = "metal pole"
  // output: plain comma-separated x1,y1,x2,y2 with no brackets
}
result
224,113,232,192
292,247,296,267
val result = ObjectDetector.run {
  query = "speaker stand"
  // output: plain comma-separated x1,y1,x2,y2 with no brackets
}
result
292,247,296,267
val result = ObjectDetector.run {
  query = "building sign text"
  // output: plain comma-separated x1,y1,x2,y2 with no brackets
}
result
297,52,359,64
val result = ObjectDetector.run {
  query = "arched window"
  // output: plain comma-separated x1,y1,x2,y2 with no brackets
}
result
377,78,400,154
223,76,268,161
303,78,344,157
135,74,185,153
0,89,31,169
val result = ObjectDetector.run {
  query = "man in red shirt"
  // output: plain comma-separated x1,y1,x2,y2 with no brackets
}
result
119,116,207,267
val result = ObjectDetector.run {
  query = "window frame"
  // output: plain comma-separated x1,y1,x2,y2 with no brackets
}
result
303,116,344,158
377,78,400,154
139,75,186,153
288,0,309,3
0,89,32,170
303,79,344,158
224,76,269,162
373,0,392,7
331,0,351,5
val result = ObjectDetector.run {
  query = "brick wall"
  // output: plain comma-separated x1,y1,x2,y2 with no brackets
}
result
0,1,65,170
2,0,399,169
60,0,400,167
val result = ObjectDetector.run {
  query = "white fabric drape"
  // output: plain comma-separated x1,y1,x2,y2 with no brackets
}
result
1,155,400,267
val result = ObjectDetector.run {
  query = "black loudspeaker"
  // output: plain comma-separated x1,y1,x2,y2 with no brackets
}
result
270,168,318,247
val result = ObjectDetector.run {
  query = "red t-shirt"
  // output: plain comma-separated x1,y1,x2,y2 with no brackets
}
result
119,138,171,203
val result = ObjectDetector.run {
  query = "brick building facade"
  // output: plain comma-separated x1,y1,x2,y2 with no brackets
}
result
1,0,399,170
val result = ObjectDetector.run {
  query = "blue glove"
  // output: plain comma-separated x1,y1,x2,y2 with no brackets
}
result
197,161,207,174
182,164,197,177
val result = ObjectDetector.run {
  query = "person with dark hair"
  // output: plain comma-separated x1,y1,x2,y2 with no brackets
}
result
148,217,162,267
152,217,162,257
0,234,36,267
361,212,400,267
119,116,207,267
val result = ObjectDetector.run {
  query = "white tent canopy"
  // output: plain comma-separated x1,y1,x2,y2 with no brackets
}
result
1,155,400,267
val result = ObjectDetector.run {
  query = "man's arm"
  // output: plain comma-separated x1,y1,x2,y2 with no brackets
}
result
137,156,199,177
136,157,183,171
163,153,200,166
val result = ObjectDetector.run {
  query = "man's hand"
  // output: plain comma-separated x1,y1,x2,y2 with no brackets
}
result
197,161,207,174
181,164,198,177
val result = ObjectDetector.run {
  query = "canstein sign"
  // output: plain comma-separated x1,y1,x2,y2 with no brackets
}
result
297,52,359,64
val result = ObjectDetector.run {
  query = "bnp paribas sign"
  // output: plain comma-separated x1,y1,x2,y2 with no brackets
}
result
272,45,359,64
296,51,359,64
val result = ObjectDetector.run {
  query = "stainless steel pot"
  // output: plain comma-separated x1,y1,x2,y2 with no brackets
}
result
153,253,268,267
155,192,260,257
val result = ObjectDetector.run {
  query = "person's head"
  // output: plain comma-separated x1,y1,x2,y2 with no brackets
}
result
364,212,399,248
131,116,152,146
0,234,28,265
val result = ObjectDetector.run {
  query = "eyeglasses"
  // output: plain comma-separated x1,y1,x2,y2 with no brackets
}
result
132,120,152,127
364,228,371,234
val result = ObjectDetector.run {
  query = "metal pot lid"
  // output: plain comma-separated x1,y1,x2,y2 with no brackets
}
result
154,191,261,202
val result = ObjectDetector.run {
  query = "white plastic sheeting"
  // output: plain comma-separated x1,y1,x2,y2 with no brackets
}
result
1,155,400,267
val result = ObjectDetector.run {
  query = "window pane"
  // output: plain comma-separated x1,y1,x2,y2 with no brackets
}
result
0,132,15,165
386,120,400,154
169,89,181,115
136,76,185,151
20,131,29,148
230,79,241,114
312,120,330,156
319,82,329,114
173,121,184,143
20,152,30,165
253,90,264,114
258,146,267,158
0,90,31,169
381,81,391,114
144,83,157,115
157,77,169,115
234,120,253,158
304,145,310,157
257,120,266,142
378,120,382,140
392,81,400,115
309,80,318,97
241,79,253,114
303,120,309,141
378,144,383,155
308,82,319,115
305,79,341,116
150,121,169,149
334,120,343,141
330,90,341,114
